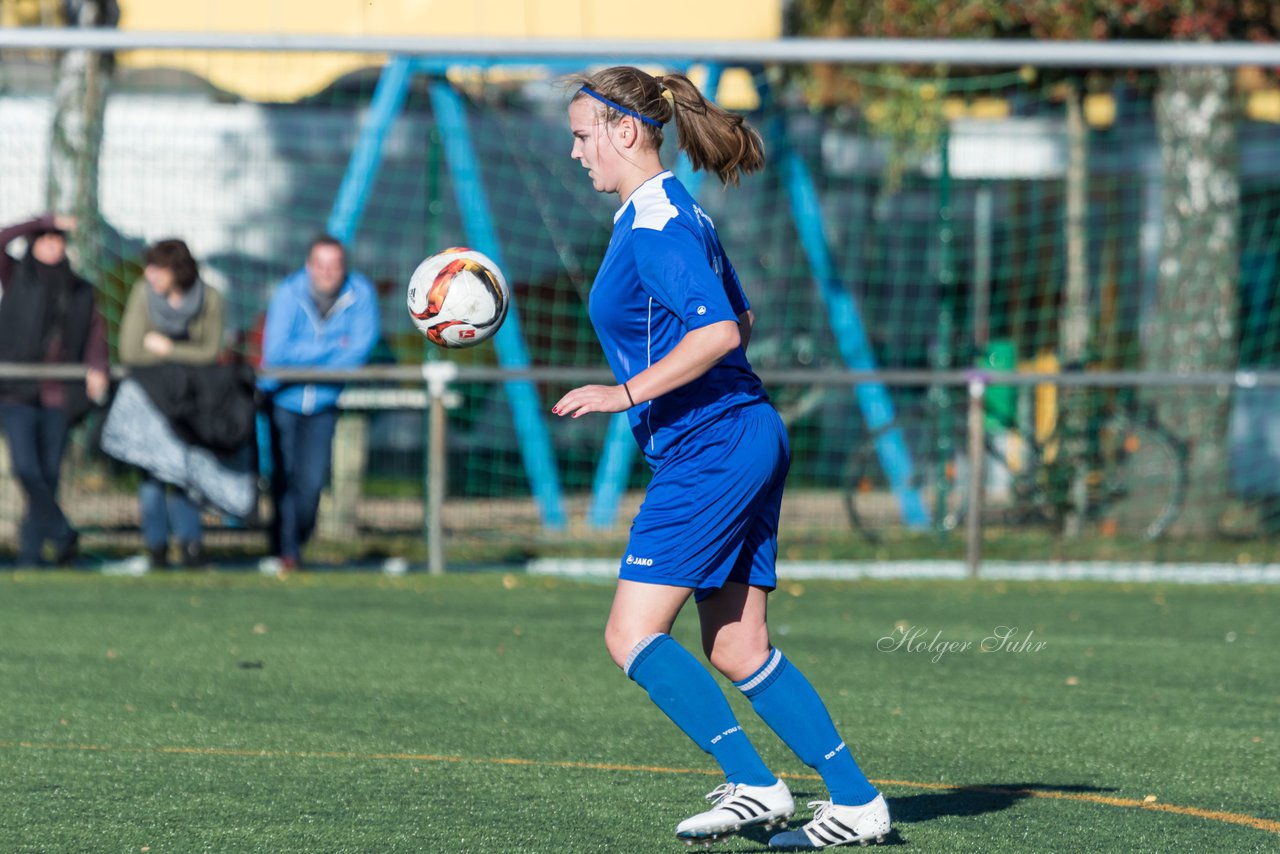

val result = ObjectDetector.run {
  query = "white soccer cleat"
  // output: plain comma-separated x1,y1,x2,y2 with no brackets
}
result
768,794,891,849
100,554,151,577
675,779,794,843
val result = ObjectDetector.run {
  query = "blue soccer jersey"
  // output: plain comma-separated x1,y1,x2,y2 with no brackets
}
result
589,171,768,463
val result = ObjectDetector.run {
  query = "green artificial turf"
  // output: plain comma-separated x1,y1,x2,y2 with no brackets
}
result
1,571,1276,852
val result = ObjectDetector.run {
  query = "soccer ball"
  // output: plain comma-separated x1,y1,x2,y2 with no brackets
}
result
406,247,510,348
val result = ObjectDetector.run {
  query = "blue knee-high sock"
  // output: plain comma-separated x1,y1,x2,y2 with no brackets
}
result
735,649,878,806
627,633,776,787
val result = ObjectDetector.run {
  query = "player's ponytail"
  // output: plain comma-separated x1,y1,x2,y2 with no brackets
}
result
571,66,764,186
653,72,764,186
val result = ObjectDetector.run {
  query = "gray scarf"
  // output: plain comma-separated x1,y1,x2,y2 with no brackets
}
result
147,278,205,338
311,282,341,319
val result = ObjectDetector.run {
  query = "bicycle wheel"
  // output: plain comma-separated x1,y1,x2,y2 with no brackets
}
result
1088,414,1187,540
975,426,1052,531
843,407,971,542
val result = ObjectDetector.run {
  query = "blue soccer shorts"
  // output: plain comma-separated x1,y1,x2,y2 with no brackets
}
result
619,403,790,601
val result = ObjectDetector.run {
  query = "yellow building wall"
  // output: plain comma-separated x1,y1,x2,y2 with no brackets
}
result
118,0,781,103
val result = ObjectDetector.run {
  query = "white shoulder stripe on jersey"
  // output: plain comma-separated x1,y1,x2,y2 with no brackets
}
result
628,170,678,232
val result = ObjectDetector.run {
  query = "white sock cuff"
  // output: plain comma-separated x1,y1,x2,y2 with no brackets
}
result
623,632,668,677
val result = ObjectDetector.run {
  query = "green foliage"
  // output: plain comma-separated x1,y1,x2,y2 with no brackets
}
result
790,0,1280,41
785,0,1280,150
93,252,143,361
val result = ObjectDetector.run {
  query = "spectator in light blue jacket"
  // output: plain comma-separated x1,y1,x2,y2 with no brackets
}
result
259,235,380,573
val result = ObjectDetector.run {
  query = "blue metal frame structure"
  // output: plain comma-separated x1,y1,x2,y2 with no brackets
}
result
776,136,927,528
759,75,926,528
327,57,922,532
326,56,567,529
425,75,568,529
326,57,415,244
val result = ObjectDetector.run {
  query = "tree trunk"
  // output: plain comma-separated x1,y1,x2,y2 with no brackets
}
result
47,0,117,274
1149,65,1239,534
1060,83,1091,368
1059,82,1090,537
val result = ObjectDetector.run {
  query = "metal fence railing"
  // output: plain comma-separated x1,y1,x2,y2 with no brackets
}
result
4,363,1280,575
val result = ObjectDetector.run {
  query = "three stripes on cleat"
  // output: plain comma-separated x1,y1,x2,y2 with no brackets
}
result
766,795,892,849
675,780,796,842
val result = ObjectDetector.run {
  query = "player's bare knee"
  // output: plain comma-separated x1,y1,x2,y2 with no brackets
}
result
707,641,771,683
603,622,637,670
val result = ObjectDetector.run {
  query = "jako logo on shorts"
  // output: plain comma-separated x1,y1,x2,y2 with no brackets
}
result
626,554,654,566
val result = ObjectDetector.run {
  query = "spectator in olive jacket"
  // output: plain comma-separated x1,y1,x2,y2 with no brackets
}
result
118,239,224,568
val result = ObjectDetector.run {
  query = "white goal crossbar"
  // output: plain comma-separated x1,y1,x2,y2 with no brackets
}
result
1,30,1279,68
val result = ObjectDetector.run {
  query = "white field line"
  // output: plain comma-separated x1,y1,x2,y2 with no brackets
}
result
527,559,1280,585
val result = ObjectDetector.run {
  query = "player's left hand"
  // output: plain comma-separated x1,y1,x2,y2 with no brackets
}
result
552,384,631,418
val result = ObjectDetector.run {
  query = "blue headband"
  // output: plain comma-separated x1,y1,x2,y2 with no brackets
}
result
578,86,665,128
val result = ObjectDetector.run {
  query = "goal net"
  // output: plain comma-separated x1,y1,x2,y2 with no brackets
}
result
1,35,1278,567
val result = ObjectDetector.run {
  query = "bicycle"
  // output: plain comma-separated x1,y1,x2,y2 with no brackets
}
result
842,387,1190,543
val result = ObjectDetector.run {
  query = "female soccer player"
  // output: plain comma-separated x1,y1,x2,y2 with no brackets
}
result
552,66,891,849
